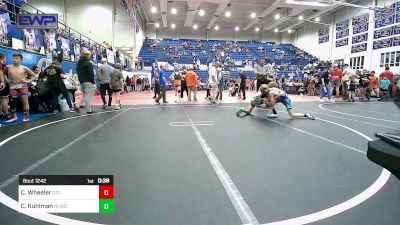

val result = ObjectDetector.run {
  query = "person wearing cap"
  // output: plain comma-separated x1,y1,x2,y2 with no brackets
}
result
98,58,114,109
76,49,96,114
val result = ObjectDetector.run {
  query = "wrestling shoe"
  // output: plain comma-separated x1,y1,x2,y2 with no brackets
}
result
236,108,246,117
266,113,278,118
5,114,17,123
23,114,30,122
306,113,315,120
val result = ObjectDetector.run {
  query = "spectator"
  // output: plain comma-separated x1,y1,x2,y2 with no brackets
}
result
342,64,355,100
75,50,96,114
170,66,182,103
216,66,224,101
380,76,390,100
238,69,247,100
3,53,37,122
155,65,168,104
125,75,131,92
186,68,198,101
348,74,357,102
319,65,334,103
254,59,268,90
208,61,219,104
0,53,9,119
110,63,123,110
379,66,394,97
367,71,379,101
330,64,342,98
42,61,75,113
152,70,160,99
98,58,114,109
5,0,26,23
136,76,142,92
180,68,188,99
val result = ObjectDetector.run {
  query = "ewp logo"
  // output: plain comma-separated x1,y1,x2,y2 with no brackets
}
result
17,14,58,29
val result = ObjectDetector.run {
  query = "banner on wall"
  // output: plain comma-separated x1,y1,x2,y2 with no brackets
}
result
353,23,368,34
336,38,348,47
106,49,115,64
0,10,11,47
373,38,393,49
393,36,400,46
22,29,39,51
351,43,367,53
352,13,369,25
43,30,57,53
375,3,396,28
318,27,329,36
352,33,368,44
74,43,81,61
352,13,369,34
336,20,349,31
61,37,70,59
336,29,349,39
374,26,393,39
318,35,329,44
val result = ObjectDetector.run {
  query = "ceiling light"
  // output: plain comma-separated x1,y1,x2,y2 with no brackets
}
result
193,24,198,29
274,28,279,32
225,11,231,17
171,23,176,29
214,25,219,30
235,26,240,31
151,6,157,13
274,14,280,20
171,8,177,14
155,22,160,28
314,17,320,22
250,12,256,19
255,27,260,32
298,15,304,21
288,29,293,33
199,9,205,16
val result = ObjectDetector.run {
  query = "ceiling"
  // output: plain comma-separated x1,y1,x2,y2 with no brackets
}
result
137,0,354,33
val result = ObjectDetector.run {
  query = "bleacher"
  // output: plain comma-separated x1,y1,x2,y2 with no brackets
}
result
139,39,315,81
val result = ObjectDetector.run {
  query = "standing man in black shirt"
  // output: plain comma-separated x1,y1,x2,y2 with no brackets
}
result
238,69,247,100
319,65,334,103
76,50,96,114
42,61,76,113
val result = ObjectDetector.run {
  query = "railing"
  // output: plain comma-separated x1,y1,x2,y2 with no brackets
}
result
2,0,106,54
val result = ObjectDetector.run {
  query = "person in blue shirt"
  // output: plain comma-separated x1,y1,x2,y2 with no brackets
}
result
318,65,334,103
155,65,168,104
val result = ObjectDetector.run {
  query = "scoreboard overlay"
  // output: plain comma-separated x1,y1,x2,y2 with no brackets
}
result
18,175,114,213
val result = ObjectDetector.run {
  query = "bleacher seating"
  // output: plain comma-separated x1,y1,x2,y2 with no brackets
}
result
139,39,316,81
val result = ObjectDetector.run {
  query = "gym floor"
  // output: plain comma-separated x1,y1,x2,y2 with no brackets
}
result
0,93,399,225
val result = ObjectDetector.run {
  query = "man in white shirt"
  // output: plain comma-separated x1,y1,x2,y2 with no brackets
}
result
208,62,220,104
342,64,355,100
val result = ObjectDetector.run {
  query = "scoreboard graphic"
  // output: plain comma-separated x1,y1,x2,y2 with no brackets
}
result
18,175,114,213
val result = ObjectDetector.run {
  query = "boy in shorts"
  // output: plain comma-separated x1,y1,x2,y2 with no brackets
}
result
1,53,38,122
236,84,315,120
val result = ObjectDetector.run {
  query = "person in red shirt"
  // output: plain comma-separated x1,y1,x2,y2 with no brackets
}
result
379,66,394,97
330,64,343,98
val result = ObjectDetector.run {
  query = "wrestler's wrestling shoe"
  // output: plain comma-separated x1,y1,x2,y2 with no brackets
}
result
266,111,278,118
306,113,315,120
236,108,247,117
